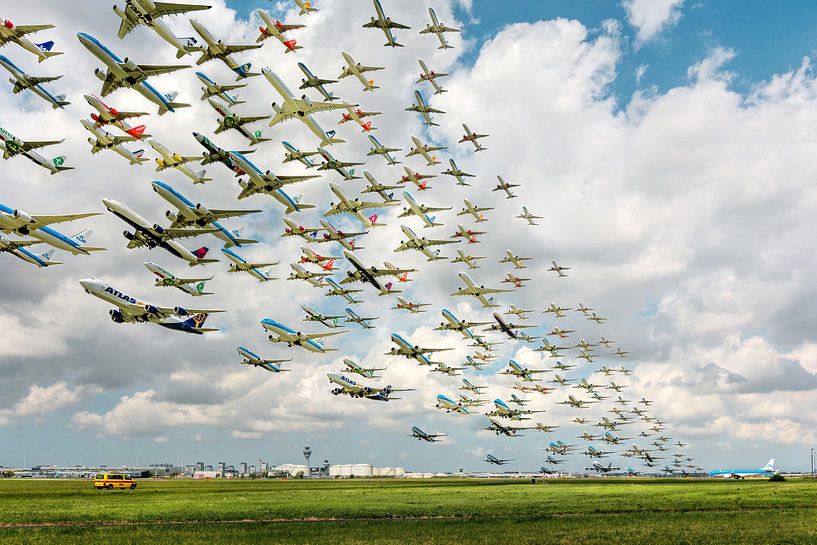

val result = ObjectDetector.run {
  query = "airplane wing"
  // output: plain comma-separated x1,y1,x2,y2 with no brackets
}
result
174,276,213,285
99,70,125,96
162,227,218,240
13,24,54,35
132,64,190,79
224,44,261,55
153,2,211,17
481,287,513,294
427,107,445,114
387,21,411,29
28,75,62,85
113,109,149,120
293,98,350,115
423,205,451,213
278,23,306,31
420,347,454,353
305,330,347,340
28,213,99,228
242,262,278,269
111,135,138,146
208,208,261,219
22,139,63,151
359,65,385,74
237,115,270,125
426,238,457,246
117,17,138,39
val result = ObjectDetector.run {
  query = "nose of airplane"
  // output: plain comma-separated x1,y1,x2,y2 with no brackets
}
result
78,278,97,292
100,197,116,210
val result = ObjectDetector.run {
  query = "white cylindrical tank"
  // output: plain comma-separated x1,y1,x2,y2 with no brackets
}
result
395,468,406,477
287,465,309,477
329,465,341,478
338,464,352,477
351,464,373,477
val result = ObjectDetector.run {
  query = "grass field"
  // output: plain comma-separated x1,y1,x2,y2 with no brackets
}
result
1,478,815,544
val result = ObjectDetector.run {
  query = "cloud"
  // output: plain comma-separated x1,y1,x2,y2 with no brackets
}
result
623,0,684,45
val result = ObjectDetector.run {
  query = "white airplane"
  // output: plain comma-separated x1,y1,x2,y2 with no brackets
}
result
222,247,276,282
548,260,571,277
294,0,318,15
501,272,530,288
144,262,212,296
317,147,363,180
0,204,101,255
452,223,485,244
487,314,536,340
394,225,456,261
434,309,490,339
398,191,450,228
77,32,189,115
459,124,488,152
410,426,446,442
0,233,61,268
615,348,630,358
485,417,537,437
388,333,452,366
339,51,383,92
406,135,445,166
576,303,595,315
405,90,444,127
80,277,221,333
114,0,207,58
339,106,380,132
505,304,534,320
195,71,245,106
151,180,258,248
457,199,493,223
256,10,304,52
508,394,530,406
399,165,436,191
81,119,148,166
432,362,465,377
589,312,607,324
299,246,342,270
341,250,412,295
207,98,270,145
499,360,547,383
367,135,401,165
392,296,430,313
287,263,330,288
0,19,62,63
0,55,68,109
282,141,319,168
324,278,362,304
441,160,475,186
451,249,485,270
301,304,344,328
282,218,321,242
362,0,410,47
417,59,448,95
342,358,385,379
419,7,459,49
102,197,217,266
228,151,318,213
500,250,532,269
328,373,412,401
0,126,73,174
493,175,519,199
435,394,469,415
190,19,260,79
237,346,291,373
559,394,596,409
149,139,209,183
545,302,572,318
297,61,337,101
450,271,512,308
362,171,401,203
344,308,378,330
325,183,395,227
84,94,149,139
316,220,367,251
262,319,346,353
517,206,543,226
194,132,252,174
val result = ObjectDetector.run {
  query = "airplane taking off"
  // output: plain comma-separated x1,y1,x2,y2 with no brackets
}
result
450,271,512,308
548,260,571,277
328,373,412,401
399,191,451,228
485,417,537,437
0,204,101,255
392,296,430,313
325,183,395,227
388,333,452,366
499,250,532,269
228,151,318,213
207,98,270,145
458,124,488,152
149,140,210,183
488,399,545,421
144,262,212,296
222,247,277,282
0,19,62,63
361,171,401,203
282,141,318,169
114,0,208,58
343,358,385,378
500,360,547,382
487,314,536,340
339,51,383,92
0,232,65,268
442,160,475,186
282,218,319,240
80,277,221,333
324,278,362,304
302,305,344,328
237,346,291,373
297,61,337,101
196,71,246,105
420,8,459,49
77,32,190,115
367,135,401,165
458,199,493,223
262,319,346,353
341,250,412,295
190,19,260,78
435,394,469,414
339,107,380,132
485,454,514,465
559,394,596,409
85,94,149,139
344,308,378,330
506,304,534,320
451,224,485,244
0,55,69,109
193,133,250,176
587,462,620,473
317,147,362,180
410,426,446,442
451,249,484,270
405,134,446,166
417,59,448,94
362,0,410,47
256,10,304,52
435,308,490,340
0,127,73,174
287,263,330,288
316,220,366,251
405,90,444,127
708,459,775,479
81,118,148,166
294,0,318,15
493,175,519,199
399,166,436,191
517,206,543,226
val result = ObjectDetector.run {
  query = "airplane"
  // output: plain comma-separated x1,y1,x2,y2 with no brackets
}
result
501,360,547,382
144,262,212,296
316,147,363,180
431,362,465,377
81,119,148,166
282,218,321,241
416,59,448,94
549,374,573,386
79,277,221,333
294,0,318,15
618,366,632,375
0,233,61,267
85,94,149,139
441,160,475,186
399,191,451,228
361,171,401,203
0,204,102,255
344,308,378,330
553,361,576,372
316,220,367,251
299,246,343,270
366,136,401,165
196,71,246,106
399,166,437,191
493,175,519,199
505,304,534,321
405,90,444,127
190,19,260,78
419,7,459,49
388,333,452,366
639,398,653,406
151,180,258,247
324,278,362,304
282,141,319,168
459,379,487,394
578,432,600,442
149,140,210,183
207,98,270,145
237,346,291,373
576,303,595,316
463,356,489,370
193,133,251,175
229,151,318,213
459,394,489,407
435,309,490,339
488,399,545,421
0,20,62,63
544,455,565,465
595,417,625,431
596,335,614,346
485,417,537,437
339,107,381,132
559,395,596,409
576,338,597,350
450,271,512,308
392,296,430,313
486,313,536,340
545,303,572,318
297,61,337,101
576,378,602,392
0,55,69,109
287,263,330,288
501,273,530,288
472,350,498,363
548,261,571,277
301,304,344,328
406,135,445,166
517,206,543,226
0,127,73,174
458,199,493,224
262,319,346,353
615,348,630,358
362,0,410,47
102,197,217,266
325,183,396,227
472,336,501,352
607,382,625,393
587,462,619,473
546,441,577,455
222,248,276,282
409,426,446,442
677,441,687,447
435,394,469,414
342,358,385,379
382,261,414,283
256,10,304,52
549,326,574,339
77,32,189,115
114,0,208,58
459,124,488,152
588,312,606,324
451,224,486,244
573,417,589,425
601,432,630,445
451,249,485,270
341,250,411,295
507,394,530,407
339,51,383,92
328,373,411,401
585,446,614,458
499,250,532,269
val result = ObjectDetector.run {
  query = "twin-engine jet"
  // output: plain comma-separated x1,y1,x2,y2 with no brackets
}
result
114,0,209,58
419,7,459,49
0,55,69,109
237,346,291,373
362,0,410,48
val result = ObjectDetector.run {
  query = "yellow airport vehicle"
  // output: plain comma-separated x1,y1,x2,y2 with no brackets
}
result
93,473,137,490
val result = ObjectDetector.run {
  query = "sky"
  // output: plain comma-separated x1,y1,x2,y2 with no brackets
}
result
2,0,817,474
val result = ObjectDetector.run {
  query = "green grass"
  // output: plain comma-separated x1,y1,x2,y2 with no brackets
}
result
1,478,816,544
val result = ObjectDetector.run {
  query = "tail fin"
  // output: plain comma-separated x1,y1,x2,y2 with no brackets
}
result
195,170,212,183
53,94,70,108
763,459,775,471
124,124,148,139
158,101,191,116
51,155,73,173
192,246,210,259
322,259,336,271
